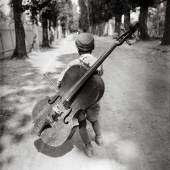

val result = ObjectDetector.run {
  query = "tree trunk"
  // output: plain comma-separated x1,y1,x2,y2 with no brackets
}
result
114,14,122,36
42,17,50,47
161,1,170,45
91,24,96,34
104,22,109,36
85,0,90,32
124,10,130,31
11,0,27,59
139,6,150,40
32,23,40,52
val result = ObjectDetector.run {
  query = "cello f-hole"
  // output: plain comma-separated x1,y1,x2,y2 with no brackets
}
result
63,108,72,124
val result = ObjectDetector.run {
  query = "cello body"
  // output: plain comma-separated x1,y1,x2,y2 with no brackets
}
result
32,64,105,147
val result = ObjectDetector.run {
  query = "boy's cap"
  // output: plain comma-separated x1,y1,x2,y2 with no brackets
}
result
75,33,94,52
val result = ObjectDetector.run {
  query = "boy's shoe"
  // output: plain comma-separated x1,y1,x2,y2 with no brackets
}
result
95,135,104,146
84,143,94,157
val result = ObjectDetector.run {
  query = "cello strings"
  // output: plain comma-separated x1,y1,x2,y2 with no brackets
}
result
43,73,59,92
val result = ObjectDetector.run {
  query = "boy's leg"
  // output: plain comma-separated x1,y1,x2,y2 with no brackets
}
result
90,120,104,146
79,119,91,144
79,119,94,157
86,104,104,146
76,110,94,157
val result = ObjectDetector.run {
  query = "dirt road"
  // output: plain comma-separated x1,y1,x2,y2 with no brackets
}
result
0,35,170,170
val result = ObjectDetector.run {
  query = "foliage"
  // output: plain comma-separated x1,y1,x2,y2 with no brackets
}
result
90,0,113,24
78,0,89,31
58,0,73,31
23,0,59,26
71,2,79,32
23,0,73,46
24,0,73,29
147,4,165,38
79,0,165,26
79,0,133,28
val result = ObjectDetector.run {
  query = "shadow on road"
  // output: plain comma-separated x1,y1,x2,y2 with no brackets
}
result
34,138,74,157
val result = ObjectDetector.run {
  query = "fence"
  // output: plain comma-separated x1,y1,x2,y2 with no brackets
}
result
0,22,42,58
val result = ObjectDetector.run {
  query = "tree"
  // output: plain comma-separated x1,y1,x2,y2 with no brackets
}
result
11,0,27,59
27,0,59,47
58,0,73,37
129,0,158,40
161,1,170,45
79,0,131,35
138,2,151,40
113,0,124,35
28,0,73,46
71,2,79,32
79,0,163,39
41,5,51,47
39,0,57,47
79,0,115,34
122,0,131,31
78,0,89,32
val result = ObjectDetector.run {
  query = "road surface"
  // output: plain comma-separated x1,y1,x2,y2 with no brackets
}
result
1,35,169,170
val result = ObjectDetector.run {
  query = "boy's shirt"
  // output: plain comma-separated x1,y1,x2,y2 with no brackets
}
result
57,54,103,85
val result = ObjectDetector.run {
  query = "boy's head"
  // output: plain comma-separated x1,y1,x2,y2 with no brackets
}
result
75,33,94,54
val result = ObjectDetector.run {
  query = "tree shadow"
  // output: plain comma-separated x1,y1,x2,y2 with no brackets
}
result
0,156,14,170
0,105,30,145
0,106,25,169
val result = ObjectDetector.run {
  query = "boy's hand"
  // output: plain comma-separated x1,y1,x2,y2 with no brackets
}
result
97,69,103,76
96,65,104,76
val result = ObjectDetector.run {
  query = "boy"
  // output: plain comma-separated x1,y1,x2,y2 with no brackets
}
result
57,33,104,157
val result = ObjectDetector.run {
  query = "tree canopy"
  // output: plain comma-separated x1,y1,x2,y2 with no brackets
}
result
23,0,73,46
79,0,133,29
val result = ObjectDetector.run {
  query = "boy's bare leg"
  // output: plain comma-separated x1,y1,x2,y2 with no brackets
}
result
91,120,104,146
79,119,94,157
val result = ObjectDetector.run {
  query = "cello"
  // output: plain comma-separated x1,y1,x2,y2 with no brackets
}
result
32,22,139,147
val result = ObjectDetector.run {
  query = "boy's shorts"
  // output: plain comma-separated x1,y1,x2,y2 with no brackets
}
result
75,103,100,122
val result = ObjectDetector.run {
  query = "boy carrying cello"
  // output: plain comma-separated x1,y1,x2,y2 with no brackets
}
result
57,33,104,157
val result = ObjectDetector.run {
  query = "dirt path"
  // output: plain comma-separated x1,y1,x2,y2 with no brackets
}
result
0,36,170,170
